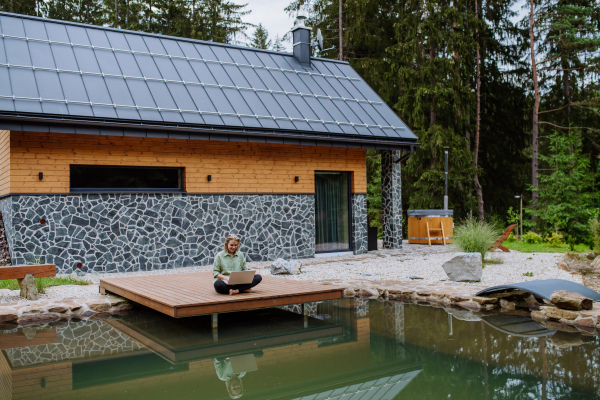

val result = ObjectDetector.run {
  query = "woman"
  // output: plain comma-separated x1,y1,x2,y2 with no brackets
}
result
213,234,262,295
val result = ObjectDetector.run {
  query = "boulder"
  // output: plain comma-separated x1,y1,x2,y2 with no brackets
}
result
550,290,592,311
0,308,18,323
442,253,483,282
270,258,302,275
17,274,38,300
592,256,600,269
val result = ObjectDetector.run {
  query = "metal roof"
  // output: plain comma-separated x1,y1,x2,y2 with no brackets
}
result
0,12,418,149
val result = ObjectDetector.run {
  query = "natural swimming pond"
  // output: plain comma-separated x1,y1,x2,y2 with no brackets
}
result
0,299,598,399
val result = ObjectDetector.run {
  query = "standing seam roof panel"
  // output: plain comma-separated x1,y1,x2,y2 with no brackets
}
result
0,12,419,144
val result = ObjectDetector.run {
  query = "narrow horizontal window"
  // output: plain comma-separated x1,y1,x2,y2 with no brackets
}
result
70,165,184,192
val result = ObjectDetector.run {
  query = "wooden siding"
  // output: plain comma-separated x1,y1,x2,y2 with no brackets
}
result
8,131,367,194
0,130,10,196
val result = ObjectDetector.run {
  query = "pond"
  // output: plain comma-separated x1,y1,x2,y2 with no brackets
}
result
0,299,598,399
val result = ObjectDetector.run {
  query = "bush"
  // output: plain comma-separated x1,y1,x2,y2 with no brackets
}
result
523,231,542,244
506,232,517,242
545,232,564,247
453,219,502,261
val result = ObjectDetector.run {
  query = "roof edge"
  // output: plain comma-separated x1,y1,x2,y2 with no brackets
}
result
0,11,350,65
0,113,419,150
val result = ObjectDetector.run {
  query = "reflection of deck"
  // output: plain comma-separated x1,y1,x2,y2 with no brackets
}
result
99,272,343,317
105,308,345,364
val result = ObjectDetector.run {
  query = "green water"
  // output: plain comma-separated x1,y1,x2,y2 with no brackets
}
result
1,300,599,399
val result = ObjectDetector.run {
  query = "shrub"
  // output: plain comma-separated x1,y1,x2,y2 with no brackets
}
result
506,232,516,242
523,231,542,244
545,233,564,247
453,219,502,261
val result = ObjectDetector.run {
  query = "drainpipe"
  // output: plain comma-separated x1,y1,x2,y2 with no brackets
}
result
393,146,414,164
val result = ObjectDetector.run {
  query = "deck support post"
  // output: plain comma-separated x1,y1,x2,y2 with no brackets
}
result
212,313,218,341
303,303,308,328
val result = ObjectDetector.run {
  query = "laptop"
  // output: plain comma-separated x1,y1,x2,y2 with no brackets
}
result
228,270,256,285
230,353,258,374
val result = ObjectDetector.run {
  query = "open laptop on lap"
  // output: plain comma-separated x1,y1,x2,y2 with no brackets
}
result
228,270,255,285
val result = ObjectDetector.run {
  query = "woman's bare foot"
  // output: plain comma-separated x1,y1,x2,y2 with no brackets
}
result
229,289,239,295
243,288,253,293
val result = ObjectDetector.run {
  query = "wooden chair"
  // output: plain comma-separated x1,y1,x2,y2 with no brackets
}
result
426,221,446,246
489,224,518,253
0,264,56,300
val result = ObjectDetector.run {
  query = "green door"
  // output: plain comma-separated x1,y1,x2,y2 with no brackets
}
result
315,172,351,253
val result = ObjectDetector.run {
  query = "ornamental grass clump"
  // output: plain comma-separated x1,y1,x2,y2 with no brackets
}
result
453,219,502,261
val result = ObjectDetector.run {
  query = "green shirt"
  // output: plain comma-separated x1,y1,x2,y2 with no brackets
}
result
214,359,246,381
213,250,247,283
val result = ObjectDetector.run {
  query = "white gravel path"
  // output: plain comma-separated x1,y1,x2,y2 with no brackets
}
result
0,245,581,304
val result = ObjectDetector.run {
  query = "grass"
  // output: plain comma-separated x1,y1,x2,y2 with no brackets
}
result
453,218,503,260
0,276,92,294
503,241,593,253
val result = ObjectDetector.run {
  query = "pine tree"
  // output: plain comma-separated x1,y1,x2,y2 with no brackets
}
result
250,23,271,49
531,129,596,239
271,35,286,51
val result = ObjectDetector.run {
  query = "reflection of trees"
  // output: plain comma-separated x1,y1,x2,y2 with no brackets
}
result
398,305,600,399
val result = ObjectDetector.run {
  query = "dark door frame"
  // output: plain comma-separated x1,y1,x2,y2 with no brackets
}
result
314,171,353,254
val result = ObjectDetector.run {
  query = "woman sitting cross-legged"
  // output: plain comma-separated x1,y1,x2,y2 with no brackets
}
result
213,234,262,295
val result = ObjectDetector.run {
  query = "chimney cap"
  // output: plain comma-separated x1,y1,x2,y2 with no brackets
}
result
292,15,312,31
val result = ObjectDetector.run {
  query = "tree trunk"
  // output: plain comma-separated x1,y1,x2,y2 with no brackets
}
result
530,0,540,211
339,0,343,61
474,0,484,221
115,0,119,27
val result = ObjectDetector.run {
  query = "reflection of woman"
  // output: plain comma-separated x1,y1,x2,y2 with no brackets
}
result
214,358,245,399
214,351,263,399
213,234,262,295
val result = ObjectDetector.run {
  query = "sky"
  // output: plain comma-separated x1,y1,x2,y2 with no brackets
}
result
240,0,296,52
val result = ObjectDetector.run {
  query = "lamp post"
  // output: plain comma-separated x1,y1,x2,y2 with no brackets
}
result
515,195,523,238
443,147,450,210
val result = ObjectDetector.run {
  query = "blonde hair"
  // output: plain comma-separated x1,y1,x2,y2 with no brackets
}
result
223,234,241,252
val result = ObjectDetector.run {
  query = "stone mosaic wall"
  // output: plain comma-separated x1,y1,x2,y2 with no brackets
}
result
4,321,146,367
382,150,403,249
1,193,315,273
352,194,368,255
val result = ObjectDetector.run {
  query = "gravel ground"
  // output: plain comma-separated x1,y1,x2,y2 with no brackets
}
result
0,244,580,304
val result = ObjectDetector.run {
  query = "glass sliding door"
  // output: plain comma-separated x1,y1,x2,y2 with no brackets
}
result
315,172,351,252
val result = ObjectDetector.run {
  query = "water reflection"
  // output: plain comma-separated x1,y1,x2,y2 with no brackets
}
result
0,299,597,399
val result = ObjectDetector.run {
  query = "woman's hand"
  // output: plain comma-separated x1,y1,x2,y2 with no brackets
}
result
216,273,229,282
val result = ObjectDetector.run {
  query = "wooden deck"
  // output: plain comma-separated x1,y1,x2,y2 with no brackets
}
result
99,272,343,318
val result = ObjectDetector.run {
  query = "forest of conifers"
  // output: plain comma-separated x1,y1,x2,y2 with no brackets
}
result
1,0,599,243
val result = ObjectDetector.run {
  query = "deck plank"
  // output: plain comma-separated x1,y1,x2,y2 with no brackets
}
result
99,272,343,318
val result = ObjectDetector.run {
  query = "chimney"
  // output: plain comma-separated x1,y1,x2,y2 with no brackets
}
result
292,16,311,67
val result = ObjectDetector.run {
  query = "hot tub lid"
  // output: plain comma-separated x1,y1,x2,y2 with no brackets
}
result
407,209,453,217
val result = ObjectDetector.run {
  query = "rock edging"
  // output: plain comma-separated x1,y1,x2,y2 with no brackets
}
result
316,279,599,335
0,294,134,329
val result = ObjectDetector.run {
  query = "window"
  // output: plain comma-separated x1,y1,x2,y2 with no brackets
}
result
70,165,183,192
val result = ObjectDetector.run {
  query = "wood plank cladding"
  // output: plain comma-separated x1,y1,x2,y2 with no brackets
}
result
0,130,9,196
8,131,366,194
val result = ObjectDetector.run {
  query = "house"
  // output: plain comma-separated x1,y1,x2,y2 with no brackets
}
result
0,12,418,273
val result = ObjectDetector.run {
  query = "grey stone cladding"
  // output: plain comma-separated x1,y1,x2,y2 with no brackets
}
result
382,150,403,249
352,194,368,255
0,193,315,273
4,321,146,367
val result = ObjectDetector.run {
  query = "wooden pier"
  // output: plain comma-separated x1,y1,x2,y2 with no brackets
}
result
99,272,343,318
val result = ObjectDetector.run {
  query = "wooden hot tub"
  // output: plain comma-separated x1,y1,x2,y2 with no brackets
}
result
407,210,453,245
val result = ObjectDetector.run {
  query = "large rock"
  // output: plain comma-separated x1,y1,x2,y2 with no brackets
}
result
17,274,38,300
270,258,302,275
442,253,483,282
592,256,600,269
550,290,593,311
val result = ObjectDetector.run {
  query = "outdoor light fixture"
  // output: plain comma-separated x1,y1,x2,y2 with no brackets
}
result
40,218,46,225
39,172,43,180
207,175,212,182
76,262,83,269
295,176,299,182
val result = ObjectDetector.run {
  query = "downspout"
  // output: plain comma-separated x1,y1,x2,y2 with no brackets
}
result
393,146,414,164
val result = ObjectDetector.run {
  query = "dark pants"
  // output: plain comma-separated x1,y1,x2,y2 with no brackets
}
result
214,275,262,295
